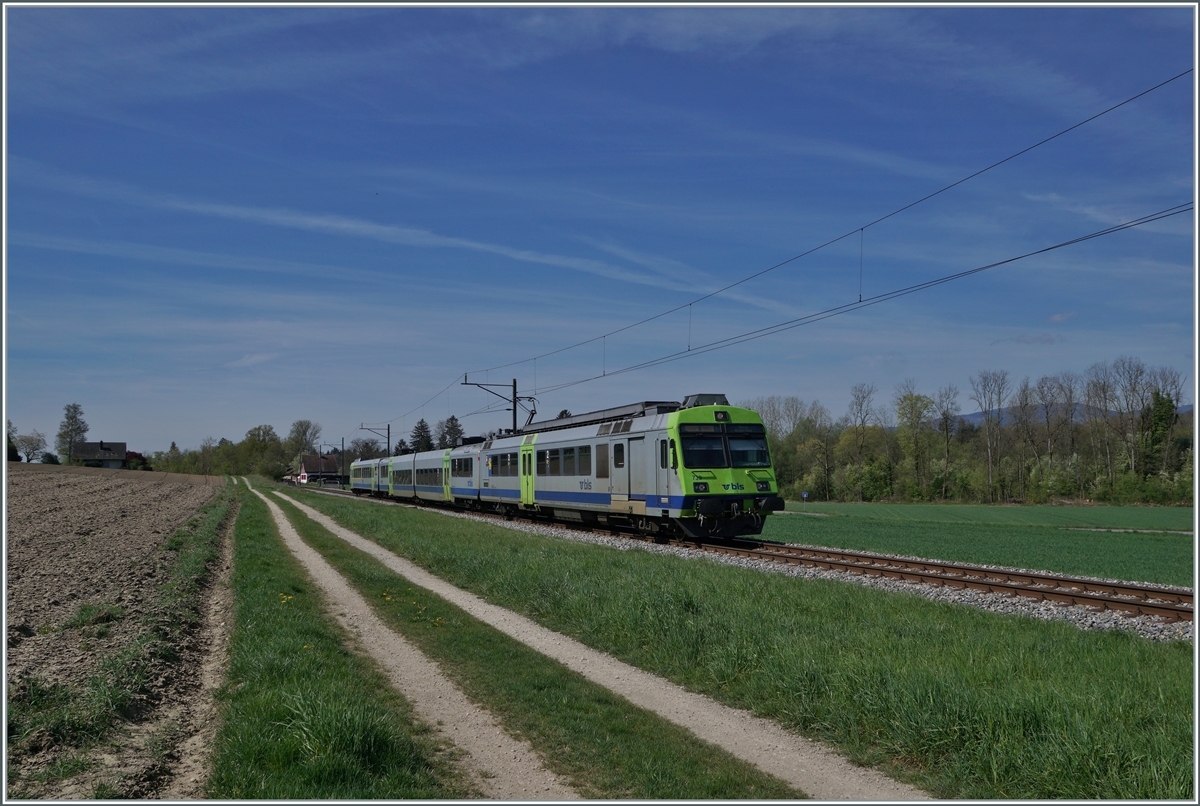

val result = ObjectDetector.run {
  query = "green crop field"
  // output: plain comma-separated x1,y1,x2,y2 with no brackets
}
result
768,507,1193,588
279,485,1193,800
785,501,1194,531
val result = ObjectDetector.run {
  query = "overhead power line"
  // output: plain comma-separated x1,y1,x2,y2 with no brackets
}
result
466,68,1193,377
526,202,1193,398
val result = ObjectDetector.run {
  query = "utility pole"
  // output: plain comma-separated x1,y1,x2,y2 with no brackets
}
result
461,376,537,434
359,423,391,457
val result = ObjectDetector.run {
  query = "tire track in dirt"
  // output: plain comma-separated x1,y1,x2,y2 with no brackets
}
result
247,482,578,800
274,489,928,801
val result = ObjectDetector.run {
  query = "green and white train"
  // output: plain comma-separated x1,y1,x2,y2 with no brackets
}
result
349,393,785,539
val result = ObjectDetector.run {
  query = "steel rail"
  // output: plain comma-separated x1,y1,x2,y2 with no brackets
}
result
306,487,1193,622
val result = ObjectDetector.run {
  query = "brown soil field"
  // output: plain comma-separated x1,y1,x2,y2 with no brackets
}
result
5,462,230,798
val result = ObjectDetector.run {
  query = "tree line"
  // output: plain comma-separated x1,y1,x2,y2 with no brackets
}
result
743,355,1192,505
14,354,1190,505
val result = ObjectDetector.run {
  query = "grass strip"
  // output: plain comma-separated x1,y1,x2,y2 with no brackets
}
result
284,485,1194,800
204,487,472,799
766,514,1193,588
786,501,1194,530
6,484,235,776
273,494,803,799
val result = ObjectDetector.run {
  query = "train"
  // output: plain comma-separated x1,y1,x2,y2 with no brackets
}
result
349,393,785,539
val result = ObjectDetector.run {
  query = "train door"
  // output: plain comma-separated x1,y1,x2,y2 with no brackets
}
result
519,437,536,506
655,437,671,505
609,439,628,499
610,437,646,515
385,458,393,497
442,452,452,501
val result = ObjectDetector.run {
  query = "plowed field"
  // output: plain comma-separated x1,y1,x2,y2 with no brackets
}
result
5,462,228,798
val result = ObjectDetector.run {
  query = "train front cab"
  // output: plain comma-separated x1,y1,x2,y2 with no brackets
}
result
667,402,785,539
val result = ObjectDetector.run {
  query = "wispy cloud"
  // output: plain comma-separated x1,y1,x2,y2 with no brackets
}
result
9,157,685,292
224,352,279,368
1048,312,1075,323
990,333,1064,346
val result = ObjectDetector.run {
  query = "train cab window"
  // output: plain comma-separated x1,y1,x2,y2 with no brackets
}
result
578,445,591,476
613,443,625,469
536,450,548,475
595,444,609,478
562,447,575,476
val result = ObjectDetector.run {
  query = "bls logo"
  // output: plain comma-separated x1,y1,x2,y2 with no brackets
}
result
721,483,745,491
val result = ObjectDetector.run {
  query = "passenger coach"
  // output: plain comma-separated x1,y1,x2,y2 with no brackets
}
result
350,393,784,539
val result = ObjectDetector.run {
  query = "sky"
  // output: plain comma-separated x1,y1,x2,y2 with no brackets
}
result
3,5,1196,455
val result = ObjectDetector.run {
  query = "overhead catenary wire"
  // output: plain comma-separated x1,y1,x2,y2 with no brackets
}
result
360,68,1191,435
464,68,1193,378
524,202,1193,399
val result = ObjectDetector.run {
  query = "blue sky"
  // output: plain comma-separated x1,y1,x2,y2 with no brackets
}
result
4,5,1196,454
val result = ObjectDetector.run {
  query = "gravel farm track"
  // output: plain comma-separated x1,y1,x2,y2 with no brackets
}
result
5,462,229,799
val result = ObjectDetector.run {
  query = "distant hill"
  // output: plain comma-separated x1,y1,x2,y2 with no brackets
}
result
957,403,1191,426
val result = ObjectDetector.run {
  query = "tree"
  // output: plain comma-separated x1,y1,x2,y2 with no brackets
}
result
893,380,934,497
40,451,60,465
393,438,411,455
14,431,47,463
284,420,322,462
934,385,960,500
847,383,877,463
969,369,1010,502
348,437,384,460
7,419,19,462
55,403,89,464
557,409,572,419
410,419,434,452
436,415,465,449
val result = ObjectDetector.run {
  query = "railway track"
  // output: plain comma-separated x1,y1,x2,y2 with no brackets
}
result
303,486,1194,623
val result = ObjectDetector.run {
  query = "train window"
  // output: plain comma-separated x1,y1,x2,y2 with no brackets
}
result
614,443,625,469
562,447,575,476
595,444,608,478
578,445,591,476
548,449,561,476
660,440,668,468
509,453,518,476
681,434,728,468
536,450,548,475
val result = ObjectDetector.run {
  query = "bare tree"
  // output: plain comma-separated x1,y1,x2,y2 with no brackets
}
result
1055,370,1082,493
1111,356,1149,475
347,437,384,460
969,369,1010,502
1084,361,1116,487
1010,377,1039,499
934,385,960,500
14,430,47,463
1035,375,1060,465
847,383,877,463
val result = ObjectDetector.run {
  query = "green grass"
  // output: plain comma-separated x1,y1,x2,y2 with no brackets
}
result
767,512,1193,588
786,501,1194,531
283,486,1194,800
6,486,235,769
272,493,802,800
204,487,472,799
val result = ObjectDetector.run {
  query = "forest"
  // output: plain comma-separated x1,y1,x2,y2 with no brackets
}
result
744,355,1191,505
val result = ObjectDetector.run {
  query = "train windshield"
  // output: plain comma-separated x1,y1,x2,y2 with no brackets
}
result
680,434,728,468
678,422,771,469
728,436,771,467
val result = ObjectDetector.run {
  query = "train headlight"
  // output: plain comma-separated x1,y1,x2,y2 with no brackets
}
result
756,481,771,492
693,482,709,493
